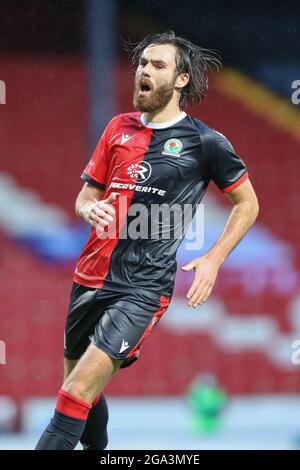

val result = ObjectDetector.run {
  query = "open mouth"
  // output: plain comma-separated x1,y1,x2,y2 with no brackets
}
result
138,82,152,97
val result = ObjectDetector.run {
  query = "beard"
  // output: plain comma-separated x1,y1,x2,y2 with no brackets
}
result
133,76,177,113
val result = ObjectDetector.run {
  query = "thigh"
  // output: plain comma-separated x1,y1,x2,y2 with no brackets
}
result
63,343,124,403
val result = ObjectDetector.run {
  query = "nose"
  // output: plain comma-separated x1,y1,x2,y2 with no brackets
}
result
141,63,152,76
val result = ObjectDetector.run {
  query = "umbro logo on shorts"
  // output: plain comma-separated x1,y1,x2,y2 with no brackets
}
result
120,339,130,353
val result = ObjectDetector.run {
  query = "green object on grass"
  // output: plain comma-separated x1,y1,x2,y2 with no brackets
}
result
186,376,227,433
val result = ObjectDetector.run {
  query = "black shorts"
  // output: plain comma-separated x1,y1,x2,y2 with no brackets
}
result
64,282,171,368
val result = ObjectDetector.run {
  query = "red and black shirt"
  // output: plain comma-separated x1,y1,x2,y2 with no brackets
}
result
74,111,248,297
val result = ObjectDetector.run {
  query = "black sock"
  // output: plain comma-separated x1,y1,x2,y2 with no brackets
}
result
35,389,91,450
80,393,109,450
35,410,87,450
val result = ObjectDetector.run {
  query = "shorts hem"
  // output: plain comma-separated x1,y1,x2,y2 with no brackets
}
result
90,339,139,369
90,338,123,361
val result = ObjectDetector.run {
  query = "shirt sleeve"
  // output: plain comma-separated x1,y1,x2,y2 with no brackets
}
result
81,122,112,190
208,130,249,193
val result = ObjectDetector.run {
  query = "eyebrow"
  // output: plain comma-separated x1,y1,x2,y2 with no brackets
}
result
139,57,168,66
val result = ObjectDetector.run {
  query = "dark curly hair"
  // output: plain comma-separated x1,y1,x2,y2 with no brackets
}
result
129,30,221,109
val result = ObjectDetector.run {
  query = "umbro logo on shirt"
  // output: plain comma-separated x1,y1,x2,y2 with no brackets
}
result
120,339,130,353
121,134,132,145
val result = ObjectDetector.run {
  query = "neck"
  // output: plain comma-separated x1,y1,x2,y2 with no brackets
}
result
143,100,182,123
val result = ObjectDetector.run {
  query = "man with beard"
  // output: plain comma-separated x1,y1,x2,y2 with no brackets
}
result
35,31,259,450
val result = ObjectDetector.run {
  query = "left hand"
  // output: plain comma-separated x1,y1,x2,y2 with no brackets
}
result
181,255,221,308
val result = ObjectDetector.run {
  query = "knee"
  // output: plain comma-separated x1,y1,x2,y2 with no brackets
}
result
62,378,89,402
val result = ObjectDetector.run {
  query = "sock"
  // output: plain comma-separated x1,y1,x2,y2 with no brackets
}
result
35,389,92,450
80,392,109,450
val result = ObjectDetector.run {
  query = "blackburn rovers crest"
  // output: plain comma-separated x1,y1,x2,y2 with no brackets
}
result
162,138,183,157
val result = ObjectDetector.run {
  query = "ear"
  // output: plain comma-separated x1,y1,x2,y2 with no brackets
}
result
175,73,189,90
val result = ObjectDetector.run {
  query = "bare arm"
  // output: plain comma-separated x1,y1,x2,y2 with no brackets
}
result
75,183,117,230
181,179,259,307
205,178,259,265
